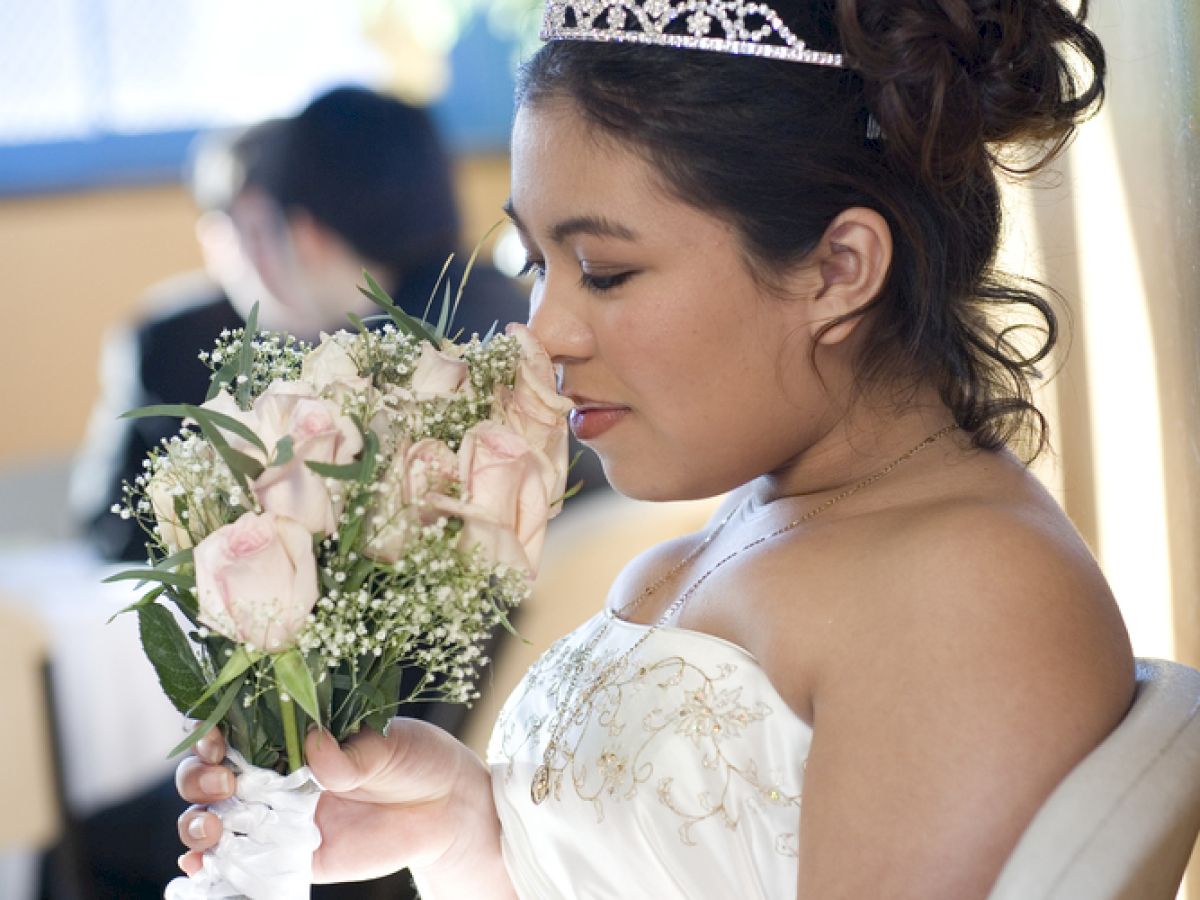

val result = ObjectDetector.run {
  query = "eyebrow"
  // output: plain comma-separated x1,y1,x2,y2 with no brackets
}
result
503,199,639,244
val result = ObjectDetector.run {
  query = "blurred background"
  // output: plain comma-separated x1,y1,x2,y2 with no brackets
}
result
0,0,1196,898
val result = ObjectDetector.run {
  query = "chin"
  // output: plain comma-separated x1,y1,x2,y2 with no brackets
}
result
600,457,723,504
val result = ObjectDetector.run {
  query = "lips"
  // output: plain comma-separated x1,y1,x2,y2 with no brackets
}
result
566,395,629,441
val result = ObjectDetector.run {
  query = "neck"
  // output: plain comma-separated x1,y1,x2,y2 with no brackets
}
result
751,390,960,508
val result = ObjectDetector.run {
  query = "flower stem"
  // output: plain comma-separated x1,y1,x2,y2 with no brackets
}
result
279,691,304,773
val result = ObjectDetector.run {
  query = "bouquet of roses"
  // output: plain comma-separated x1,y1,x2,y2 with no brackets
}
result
108,271,572,899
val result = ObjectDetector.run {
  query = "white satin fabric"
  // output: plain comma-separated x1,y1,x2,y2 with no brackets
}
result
488,609,813,900
164,749,322,900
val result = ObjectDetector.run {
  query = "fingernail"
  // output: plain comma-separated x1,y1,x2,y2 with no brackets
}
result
187,816,208,841
199,770,232,794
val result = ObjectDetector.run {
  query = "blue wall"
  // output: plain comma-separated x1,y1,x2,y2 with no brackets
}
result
0,14,519,197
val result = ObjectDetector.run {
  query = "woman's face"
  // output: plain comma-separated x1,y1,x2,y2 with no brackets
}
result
509,99,834,501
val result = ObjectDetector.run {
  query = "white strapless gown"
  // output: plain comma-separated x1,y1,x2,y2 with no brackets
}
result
488,609,813,899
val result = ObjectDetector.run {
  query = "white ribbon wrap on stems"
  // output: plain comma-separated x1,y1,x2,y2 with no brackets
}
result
165,749,323,900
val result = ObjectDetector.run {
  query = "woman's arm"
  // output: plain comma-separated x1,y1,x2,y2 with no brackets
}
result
176,719,517,898
778,504,1133,899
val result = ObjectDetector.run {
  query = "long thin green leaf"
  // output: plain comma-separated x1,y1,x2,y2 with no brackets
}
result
235,303,260,408
154,547,195,571
358,271,439,344
423,254,456,329
168,675,245,758
305,459,361,480
122,403,267,456
206,355,241,402
189,407,267,455
186,646,263,716
103,568,196,591
451,219,504,335
273,649,321,724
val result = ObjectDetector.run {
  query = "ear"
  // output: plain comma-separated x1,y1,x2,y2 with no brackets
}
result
285,210,339,268
806,207,892,346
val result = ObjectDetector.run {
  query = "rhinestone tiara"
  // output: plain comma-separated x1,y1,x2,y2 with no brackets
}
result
540,1,846,68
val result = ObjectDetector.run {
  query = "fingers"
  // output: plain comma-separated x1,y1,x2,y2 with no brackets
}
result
305,726,388,793
179,849,205,876
178,805,222,853
176,755,236,804
195,726,226,765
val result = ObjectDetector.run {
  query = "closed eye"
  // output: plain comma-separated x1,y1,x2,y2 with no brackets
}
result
580,270,636,294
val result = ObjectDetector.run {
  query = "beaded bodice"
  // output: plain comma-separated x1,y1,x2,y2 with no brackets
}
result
487,608,813,899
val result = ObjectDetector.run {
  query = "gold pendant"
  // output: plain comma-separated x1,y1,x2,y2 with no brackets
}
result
531,764,550,804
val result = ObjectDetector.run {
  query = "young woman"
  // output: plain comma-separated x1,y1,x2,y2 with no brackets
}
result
176,2,1134,897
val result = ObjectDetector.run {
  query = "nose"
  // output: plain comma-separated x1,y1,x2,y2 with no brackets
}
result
527,277,593,365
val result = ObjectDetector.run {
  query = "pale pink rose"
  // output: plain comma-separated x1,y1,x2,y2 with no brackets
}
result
363,438,461,563
409,342,471,400
202,382,363,535
148,477,192,553
432,421,554,576
495,323,573,513
301,333,370,396
194,511,319,652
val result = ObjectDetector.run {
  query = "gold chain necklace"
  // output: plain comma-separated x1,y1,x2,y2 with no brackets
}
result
529,424,958,805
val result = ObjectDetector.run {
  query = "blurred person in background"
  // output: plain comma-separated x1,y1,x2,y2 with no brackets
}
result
70,85,541,566
56,84,597,900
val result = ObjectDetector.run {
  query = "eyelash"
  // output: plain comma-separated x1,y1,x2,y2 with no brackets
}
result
517,258,635,294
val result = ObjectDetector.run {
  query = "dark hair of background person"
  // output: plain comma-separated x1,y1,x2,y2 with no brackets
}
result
237,85,462,280
517,0,1107,461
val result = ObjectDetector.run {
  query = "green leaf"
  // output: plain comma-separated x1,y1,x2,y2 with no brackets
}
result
187,646,263,716
235,303,260,408
168,675,246,758
450,220,503,336
138,603,213,717
273,649,321,724
122,403,267,457
305,459,361,481
107,585,164,624
358,270,439,344
422,254,456,331
104,568,196,591
190,406,268,455
206,354,241,402
271,435,294,468
153,547,195,571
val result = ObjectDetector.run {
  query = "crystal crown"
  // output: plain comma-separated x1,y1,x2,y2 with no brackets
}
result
541,1,846,68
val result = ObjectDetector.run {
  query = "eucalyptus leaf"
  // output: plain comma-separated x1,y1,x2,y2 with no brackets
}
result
103,568,196,591
358,270,439,344
235,303,260,408
271,435,294,468
138,603,213,717
206,355,241,402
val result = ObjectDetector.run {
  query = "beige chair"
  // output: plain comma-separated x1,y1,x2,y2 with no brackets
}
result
0,602,60,852
988,658,1200,900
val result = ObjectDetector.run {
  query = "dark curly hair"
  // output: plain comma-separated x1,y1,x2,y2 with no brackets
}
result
517,0,1106,460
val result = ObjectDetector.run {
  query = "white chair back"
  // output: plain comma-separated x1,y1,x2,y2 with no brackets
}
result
988,659,1200,900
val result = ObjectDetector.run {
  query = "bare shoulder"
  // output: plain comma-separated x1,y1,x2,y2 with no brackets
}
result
749,469,1134,719
749,472,1136,897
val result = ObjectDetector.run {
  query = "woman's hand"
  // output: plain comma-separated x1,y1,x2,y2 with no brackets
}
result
175,720,516,897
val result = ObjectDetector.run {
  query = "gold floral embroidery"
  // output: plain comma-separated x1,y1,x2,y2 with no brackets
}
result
493,621,804,855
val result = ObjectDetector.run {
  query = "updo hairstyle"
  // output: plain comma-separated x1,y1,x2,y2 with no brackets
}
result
517,0,1106,459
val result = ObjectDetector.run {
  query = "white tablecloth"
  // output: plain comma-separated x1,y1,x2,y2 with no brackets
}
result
0,539,188,816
